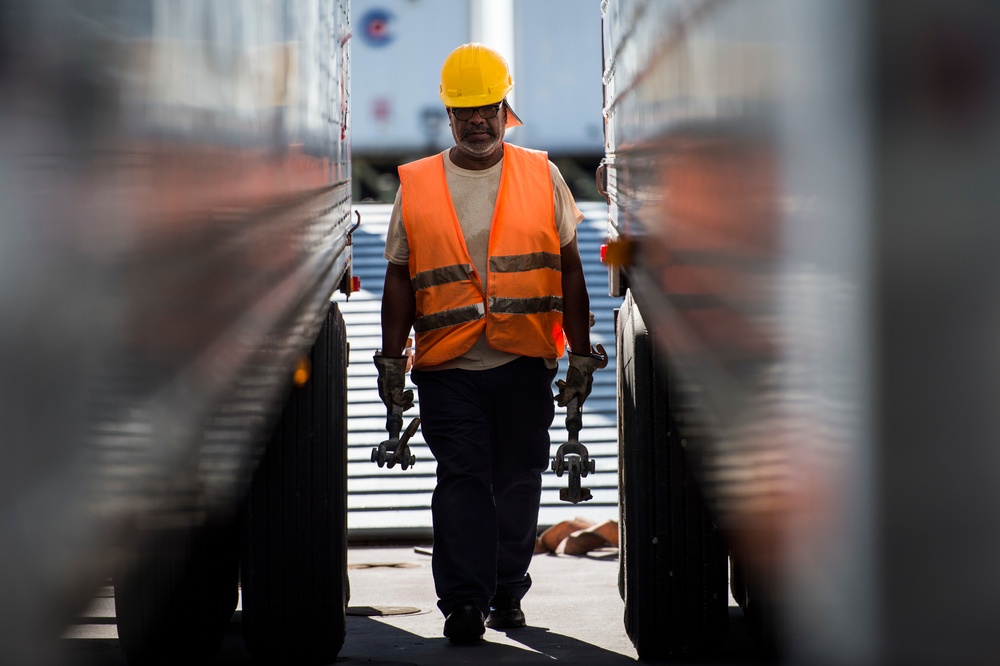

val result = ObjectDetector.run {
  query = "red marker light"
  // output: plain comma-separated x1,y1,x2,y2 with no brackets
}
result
352,276,362,292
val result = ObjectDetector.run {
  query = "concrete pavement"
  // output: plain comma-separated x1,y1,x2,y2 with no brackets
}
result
62,544,770,665
336,544,636,665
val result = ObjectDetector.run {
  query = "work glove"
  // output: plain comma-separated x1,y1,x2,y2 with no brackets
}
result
555,344,608,407
373,353,414,413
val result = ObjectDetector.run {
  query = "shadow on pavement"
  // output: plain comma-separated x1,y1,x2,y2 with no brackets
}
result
62,612,637,666
59,594,774,665
340,614,638,665
58,638,126,666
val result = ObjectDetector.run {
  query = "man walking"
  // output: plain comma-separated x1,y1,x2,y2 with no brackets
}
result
374,43,606,644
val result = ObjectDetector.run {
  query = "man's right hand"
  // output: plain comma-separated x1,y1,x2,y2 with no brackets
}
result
555,345,608,407
373,353,414,412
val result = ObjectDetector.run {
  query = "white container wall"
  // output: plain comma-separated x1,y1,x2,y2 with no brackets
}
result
351,0,471,155
509,0,604,154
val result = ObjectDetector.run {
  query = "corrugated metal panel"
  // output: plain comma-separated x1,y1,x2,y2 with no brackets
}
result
337,201,621,537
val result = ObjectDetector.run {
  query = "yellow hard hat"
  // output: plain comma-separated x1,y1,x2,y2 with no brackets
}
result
439,43,513,108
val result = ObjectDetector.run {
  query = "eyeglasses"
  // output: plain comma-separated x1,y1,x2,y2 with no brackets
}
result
449,103,503,121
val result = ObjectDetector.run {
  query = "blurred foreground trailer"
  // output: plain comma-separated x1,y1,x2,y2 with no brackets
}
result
0,1,354,663
602,0,1000,663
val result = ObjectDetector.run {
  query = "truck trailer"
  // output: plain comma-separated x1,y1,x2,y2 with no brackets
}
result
602,0,1000,663
0,1,354,663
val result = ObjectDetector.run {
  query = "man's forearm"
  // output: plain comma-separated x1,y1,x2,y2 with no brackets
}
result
560,234,592,353
562,267,591,353
381,262,415,356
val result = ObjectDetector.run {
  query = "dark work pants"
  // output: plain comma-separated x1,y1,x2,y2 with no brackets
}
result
411,356,557,618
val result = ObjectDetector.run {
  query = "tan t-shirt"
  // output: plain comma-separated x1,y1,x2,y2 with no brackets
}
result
385,147,584,371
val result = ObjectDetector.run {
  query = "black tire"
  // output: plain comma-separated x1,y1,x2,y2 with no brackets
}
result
240,302,349,664
617,289,729,660
114,520,240,666
730,555,780,655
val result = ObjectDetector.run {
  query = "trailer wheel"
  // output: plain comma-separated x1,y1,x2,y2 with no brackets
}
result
730,555,781,655
240,302,349,664
114,520,239,666
617,290,729,660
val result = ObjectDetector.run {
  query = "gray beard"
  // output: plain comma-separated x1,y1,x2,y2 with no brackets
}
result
456,133,503,158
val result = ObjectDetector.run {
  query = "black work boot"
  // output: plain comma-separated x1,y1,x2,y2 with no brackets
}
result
443,602,485,644
486,593,526,629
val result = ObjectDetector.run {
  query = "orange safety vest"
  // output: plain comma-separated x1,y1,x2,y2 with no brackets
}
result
399,143,565,369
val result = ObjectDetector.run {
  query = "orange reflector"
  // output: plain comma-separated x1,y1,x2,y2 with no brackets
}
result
293,357,310,387
601,240,634,267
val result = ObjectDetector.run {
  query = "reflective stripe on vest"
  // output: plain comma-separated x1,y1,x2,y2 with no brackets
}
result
399,144,564,368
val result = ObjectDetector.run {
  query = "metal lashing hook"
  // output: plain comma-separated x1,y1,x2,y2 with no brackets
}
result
342,210,363,299
347,209,361,245
595,159,611,205
551,398,596,503
371,403,418,471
